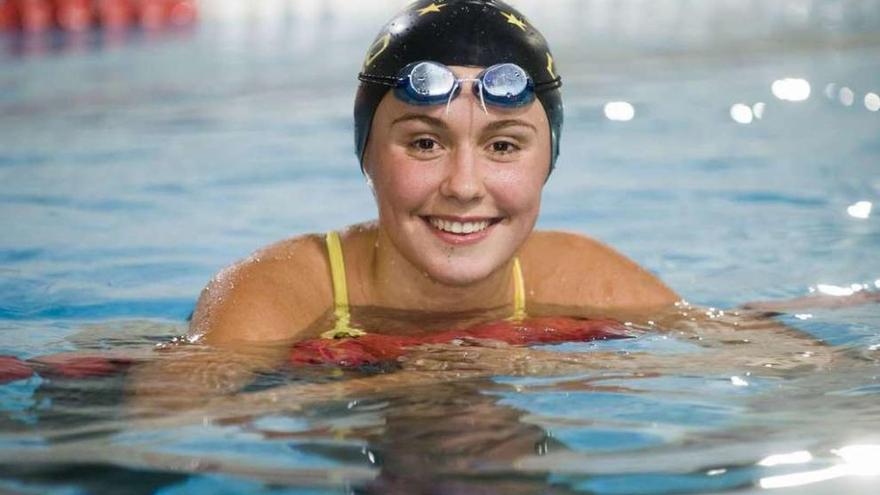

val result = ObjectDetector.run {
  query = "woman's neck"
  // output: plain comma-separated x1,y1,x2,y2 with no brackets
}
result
358,226,515,313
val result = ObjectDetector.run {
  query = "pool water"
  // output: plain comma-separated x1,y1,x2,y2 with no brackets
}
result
1,1,880,493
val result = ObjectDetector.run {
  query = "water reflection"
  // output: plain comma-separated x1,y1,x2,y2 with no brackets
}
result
847,200,872,219
865,92,880,112
812,281,878,296
603,101,635,122
353,380,561,494
771,78,811,102
839,86,855,106
759,444,880,489
730,103,753,124
752,102,766,119
825,82,839,99
758,450,813,466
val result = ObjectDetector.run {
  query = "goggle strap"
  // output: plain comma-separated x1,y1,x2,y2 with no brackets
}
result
534,77,563,92
358,73,399,87
476,80,488,113
445,81,458,116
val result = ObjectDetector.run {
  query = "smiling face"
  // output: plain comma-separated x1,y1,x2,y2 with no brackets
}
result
362,66,551,287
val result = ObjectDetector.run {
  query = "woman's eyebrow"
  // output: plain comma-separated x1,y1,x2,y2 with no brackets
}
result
484,119,537,133
390,114,449,130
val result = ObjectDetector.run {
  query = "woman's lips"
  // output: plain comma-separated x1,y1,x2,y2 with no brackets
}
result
421,215,502,245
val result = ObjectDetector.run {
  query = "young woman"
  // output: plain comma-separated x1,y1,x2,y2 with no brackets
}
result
189,0,676,347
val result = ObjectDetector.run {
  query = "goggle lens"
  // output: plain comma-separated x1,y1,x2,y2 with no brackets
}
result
481,64,529,101
394,61,535,110
409,62,457,98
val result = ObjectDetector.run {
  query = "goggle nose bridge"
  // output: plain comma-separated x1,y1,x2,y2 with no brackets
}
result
440,77,488,114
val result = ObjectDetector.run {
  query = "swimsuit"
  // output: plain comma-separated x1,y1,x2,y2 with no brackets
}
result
320,231,527,339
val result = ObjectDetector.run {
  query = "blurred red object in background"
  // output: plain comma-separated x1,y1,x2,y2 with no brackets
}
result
166,0,194,27
97,0,132,30
137,0,165,30
55,0,93,32
0,0,21,31
18,0,54,33
1,0,196,33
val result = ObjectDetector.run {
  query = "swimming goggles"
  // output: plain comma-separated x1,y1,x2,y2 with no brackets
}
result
359,61,551,113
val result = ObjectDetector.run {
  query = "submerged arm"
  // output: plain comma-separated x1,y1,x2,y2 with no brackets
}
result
127,342,289,414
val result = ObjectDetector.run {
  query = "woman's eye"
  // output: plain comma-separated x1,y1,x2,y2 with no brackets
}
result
412,138,438,152
491,141,519,154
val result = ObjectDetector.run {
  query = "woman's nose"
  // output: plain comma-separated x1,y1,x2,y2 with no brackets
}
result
439,147,485,203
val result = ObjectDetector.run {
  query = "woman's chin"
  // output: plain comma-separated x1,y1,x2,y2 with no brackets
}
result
421,257,503,287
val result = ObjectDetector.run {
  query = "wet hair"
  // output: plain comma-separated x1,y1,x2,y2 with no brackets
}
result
354,0,563,173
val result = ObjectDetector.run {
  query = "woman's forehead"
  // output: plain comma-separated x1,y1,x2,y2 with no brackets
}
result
447,65,484,78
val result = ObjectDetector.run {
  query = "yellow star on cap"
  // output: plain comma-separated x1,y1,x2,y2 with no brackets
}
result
546,52,556,78
416,2,447,16
363,32,391,69
500,11,527,31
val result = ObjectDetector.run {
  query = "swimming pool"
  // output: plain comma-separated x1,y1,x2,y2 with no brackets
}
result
1,0,879,493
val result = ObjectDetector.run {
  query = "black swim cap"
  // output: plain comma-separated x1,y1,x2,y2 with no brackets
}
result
354,0,563,173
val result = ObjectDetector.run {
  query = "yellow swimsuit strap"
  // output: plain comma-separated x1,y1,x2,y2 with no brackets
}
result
320,232,367,339
511,257,527,321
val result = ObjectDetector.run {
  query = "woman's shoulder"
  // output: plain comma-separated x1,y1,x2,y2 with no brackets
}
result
231,233,333,291
190,233,335,345
520,230,678,310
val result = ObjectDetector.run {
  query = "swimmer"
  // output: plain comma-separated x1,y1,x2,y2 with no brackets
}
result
191,0,676,347
129,0,877,411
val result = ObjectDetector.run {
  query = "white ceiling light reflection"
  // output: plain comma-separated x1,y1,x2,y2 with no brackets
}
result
760,444,880,489
752,102,765,119
730,103,753,124
865,92,880,112
847,200,872,219
758,450,813,467
772,78,811,102
833,445,880,474
824,83,838,99
730,376,749,387
604,101,635,122
815,284,856,296
839,87,855,106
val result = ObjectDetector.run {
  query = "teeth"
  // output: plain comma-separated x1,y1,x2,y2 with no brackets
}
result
429,218,490,234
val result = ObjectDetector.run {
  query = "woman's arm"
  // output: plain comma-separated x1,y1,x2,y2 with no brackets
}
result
190,235,332,344
739,289,880,312
128,235,333,413
522,231,679,311
126,343,289,414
